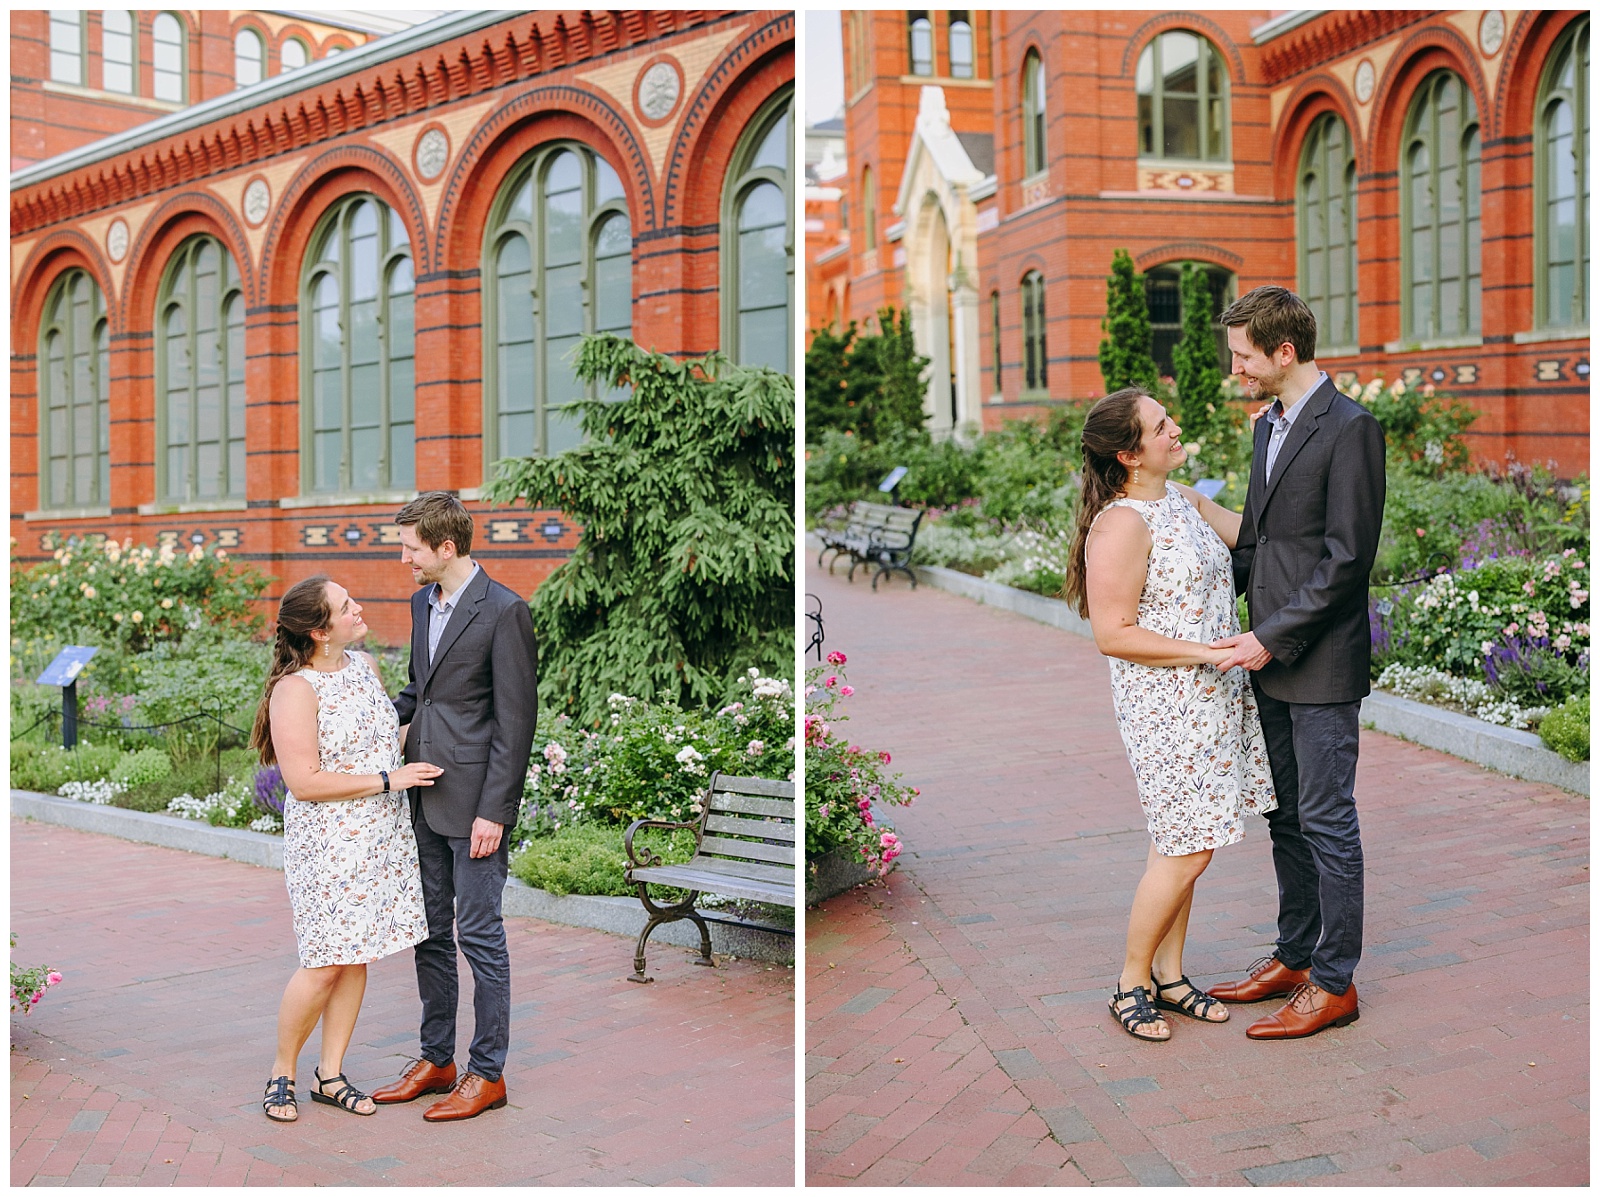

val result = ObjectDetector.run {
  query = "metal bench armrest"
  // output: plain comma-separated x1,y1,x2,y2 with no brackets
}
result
623,816,701,868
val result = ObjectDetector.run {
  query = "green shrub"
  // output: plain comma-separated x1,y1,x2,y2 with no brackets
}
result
117,747,257,813
1539,693,1589,761
1339,376,1478,478
805,308,930,443
133,626,269,761
510,822,695,897
9,740,125,793
111,747,172,790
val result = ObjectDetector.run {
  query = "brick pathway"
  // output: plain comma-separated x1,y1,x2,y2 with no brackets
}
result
11,820,794,1186
805,566,1588,1186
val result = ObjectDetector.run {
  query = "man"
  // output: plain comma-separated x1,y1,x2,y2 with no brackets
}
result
1207,286,1385,1040
372,492,538,1118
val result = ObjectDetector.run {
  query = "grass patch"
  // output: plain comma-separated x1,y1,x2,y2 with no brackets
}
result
510,822,697,897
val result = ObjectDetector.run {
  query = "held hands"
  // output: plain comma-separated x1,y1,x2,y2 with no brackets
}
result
469,817,504,859
390,761,443,790
1210,631,1273,672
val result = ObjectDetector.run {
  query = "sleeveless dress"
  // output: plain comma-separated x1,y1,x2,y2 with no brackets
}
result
1097,483,1276,855
281,654,428,968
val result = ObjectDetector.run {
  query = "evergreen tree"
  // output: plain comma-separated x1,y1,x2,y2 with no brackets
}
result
860,306,931,442
802,306,930,443
1098,249,1160,395
804,320,864,440
482,335,793,724
1171,262,1226,436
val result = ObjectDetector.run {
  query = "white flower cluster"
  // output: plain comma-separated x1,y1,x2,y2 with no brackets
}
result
59,778,127,805
166,775,256,823
1376,663,1549,730
675,744,707,776
249,814,283,834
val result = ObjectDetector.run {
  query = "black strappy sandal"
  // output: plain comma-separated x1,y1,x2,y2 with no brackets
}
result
1108,984,1170,1042
263,1075,297,1122
310,1067,377,1116
1153,975,1229,1023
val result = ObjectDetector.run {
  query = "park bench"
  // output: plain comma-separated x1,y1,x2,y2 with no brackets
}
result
622,771,796,982
816,500,923,590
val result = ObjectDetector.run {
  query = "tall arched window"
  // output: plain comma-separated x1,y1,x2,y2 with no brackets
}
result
49,11,83,84
909,13,934,76
235,27,264,87
102,12,135,94
989,289,1002,392
39,270,110,510
1299,112,1358,350
1402,71,1481,340
1021,271,1047,393
152,12,185,102
1023,50,1046,176
301,196,415,494
949,13,974,79
158,238,245,503
281,38,308,72
1536,18,1589,330
723,87,794,373
1137,31,1229,162
483,144,633,467
862,165,877,251
1146,263,1234,375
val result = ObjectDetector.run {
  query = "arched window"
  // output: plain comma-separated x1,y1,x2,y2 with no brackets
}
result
1299,112,1358,351
909,13,934,76
1137,31,1229,162
862,165,877,251
235,28,264,88
102,12,135,94
722,87,794,373
483,145,633,467
301,196,415,494
1023,50,1046,176
1021,271,1047,393
1402,71,1481,340
49,11,83,84
152,12,185,102
949,13,974,79
1536,18,1589,330
158,237,245,503
1145,263,1234,376
281,38,308,73
39,270,110,509
989,289,1002,392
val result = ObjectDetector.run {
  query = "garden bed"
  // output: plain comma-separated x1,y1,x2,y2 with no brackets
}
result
9,789,794,964
909,565,1588,796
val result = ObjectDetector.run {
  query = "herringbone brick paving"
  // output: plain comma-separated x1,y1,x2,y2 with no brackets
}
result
11,820,794,1186
805,565,1587,1186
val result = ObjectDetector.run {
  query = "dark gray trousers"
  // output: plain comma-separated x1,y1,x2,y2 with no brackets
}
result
1253,687,1364,996
412,814,511,1082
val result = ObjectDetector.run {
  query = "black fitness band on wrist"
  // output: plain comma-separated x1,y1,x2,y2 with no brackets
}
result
380,770,390,794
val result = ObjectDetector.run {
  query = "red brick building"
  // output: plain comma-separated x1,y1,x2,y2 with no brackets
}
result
809,10,1589,473
12,10,796,642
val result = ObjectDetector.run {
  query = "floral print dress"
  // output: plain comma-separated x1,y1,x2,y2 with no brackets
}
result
282,654,428,968
1098,484,1276,856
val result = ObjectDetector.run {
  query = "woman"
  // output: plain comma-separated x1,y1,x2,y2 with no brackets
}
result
1062,388,1275,1043
250,575,442,1120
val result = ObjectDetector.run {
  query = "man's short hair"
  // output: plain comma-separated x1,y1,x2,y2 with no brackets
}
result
395,491,474,556
1220,285,1318,364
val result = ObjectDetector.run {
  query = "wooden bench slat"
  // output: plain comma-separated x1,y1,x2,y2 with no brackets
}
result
685,855,794,886
705,814,797,842
631,865,794,904
708,792,794,818
711,776,795,801
699,835,794,865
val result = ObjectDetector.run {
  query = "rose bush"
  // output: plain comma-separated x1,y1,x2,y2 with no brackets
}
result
10,934,62,1016
805,654,918,878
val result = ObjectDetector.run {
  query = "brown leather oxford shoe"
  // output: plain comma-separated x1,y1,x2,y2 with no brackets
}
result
371,1058,457,1104
1246,982,1359,1040
423,1072,508,1122
1206,955,1311,1003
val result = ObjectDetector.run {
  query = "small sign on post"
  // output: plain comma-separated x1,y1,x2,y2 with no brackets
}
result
878,466,908,495
36,647,99,750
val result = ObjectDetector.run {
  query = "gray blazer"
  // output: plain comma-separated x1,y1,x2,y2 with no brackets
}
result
394,566,539,838
1231,376,1386,705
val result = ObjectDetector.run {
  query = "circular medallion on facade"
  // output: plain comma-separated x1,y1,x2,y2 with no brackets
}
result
1354,59,1376,105
1478,10,1505,57
415,127,449,181
637,60,682,123
106,219,129,263
243,178,271,227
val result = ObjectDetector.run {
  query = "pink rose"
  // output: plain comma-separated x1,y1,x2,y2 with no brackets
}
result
878,750,891,765
823,675,838,688
839,685,854,697
827,651,847,665
46,972,61,986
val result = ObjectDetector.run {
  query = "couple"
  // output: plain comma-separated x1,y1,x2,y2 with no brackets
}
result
249,491,539,1122
1064,286,1386,1044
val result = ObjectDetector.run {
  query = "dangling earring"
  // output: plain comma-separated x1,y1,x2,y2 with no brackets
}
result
1132,465,1141,487
322,639,330,659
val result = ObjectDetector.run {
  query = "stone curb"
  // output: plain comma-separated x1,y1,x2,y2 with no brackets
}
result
9,790,794,964
908,564,1588,796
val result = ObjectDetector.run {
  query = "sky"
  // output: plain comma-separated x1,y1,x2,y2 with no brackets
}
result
806,10,844,125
